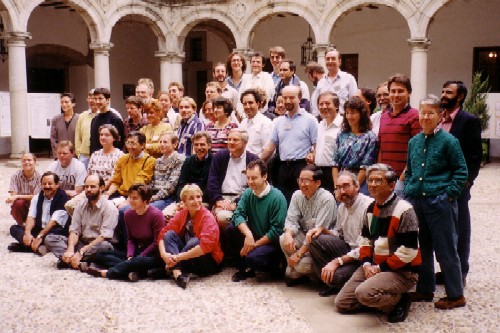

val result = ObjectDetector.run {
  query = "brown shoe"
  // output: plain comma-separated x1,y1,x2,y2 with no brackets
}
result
410,292,434,302
435,296,466,309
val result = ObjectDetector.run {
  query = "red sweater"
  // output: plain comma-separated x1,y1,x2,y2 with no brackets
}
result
158,207,223,264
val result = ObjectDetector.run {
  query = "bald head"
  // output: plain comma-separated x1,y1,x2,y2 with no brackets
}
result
282,85,301,114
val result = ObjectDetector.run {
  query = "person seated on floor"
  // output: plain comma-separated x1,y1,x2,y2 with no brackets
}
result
226,160,287,282
6,153,41,227
163,131,213,218
156,184,223,289
149,133,185,211
334,163,421,323
44,175,118,270
104,131,156,251
46,141,87,198
207,128,258,229
86,183,165,282
307,171,374,297
65,124,124,216
280,165,337,287
8,171,70,255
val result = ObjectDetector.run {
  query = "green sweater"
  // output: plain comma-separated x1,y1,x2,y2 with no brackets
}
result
232,186,287,243
404,129,468,199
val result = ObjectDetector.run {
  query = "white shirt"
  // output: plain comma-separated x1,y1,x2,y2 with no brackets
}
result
239,72,275,103
221,151,247,195
314,70,358,114
47,158,86,191
28,193,69,228
221,85,239,111
239,112,273,155
314,114,343,166
299,81,311,100
370,111,383,136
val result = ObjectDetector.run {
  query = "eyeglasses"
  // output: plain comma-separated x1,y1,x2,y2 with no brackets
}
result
335,184,353,191
297,178,314,185
367,178,385,185
125,141,139,147
231,59,242,63
418,112,438,118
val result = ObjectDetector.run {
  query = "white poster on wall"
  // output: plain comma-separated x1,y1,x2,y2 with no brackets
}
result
0,92,11,137
29,93,61,139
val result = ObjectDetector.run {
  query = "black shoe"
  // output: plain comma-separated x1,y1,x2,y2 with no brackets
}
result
7,242,30,252
147,268,167,280
435,271,444,285
410,291,434,302
285,275,310,287
318,285,340,297
388,293,412,323
87,266,103,278
231,269,256,282
175,273,190,289
128,272,140,282
57,259,70,270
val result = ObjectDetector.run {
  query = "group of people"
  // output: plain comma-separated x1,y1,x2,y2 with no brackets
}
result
6,46,482,324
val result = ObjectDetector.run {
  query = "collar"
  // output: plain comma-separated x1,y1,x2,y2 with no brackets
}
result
388,104,411,117
442,108,459,124
130,151,145,160
181,114,195,125
285,108,304,119
230,150,246,161
253,183,271,198
323,113,343,128
377,192,397,208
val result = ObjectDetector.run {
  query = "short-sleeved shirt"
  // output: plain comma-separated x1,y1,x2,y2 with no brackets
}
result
28,194,69,228
314,114,343,166
47,158,87,191
314,70,358,114
9,170,41,195
271,109,318,161
69,195,118,240
239,112,273,156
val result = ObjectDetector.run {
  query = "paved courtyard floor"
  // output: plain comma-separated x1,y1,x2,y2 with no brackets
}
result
0,158,498,333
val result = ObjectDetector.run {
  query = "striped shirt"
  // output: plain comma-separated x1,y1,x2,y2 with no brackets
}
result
177,114,205,156
9,169,42,195
205,122,238,154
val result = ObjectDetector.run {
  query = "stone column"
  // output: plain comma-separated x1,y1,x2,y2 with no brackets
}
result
155,51,185,90
90,42,113,89
408,38,431,107
6,32,31,158
313,44,330,70
232,48,254,74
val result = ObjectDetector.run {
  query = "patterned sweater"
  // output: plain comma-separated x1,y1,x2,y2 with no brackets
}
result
358,193,421,273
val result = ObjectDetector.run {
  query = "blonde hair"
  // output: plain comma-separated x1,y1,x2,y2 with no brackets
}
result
180,184,203,202
179,97,197,111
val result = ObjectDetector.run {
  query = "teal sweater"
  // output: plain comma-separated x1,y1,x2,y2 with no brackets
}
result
232,186,287,243
404,129,468,199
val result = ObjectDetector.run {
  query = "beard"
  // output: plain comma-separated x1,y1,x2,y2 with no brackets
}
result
440,96,458,110
86,191,100,201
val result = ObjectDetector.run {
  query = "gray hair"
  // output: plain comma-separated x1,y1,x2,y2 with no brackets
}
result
229,128,249,143
338,170,359,187
420,94,443,113
366,163,398,184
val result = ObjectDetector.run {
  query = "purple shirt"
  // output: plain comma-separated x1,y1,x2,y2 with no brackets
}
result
125,206,165,257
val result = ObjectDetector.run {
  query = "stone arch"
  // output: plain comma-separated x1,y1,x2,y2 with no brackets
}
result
323,0,416,42
20,0,101,41
418,0,454,36
0,0,18,31
172,8,239,52
105,5,168,49
241,3,320,48
27,44,88,67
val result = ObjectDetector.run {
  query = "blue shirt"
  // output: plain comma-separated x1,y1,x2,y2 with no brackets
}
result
271,109,318,160
333,131,379,170
177,114,204,156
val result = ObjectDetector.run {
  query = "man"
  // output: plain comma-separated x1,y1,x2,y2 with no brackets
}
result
335,163,421,323
405,96,467,310
314,48,358,115
47,141,86,198
136,78,154,103
213,62,239,111
238,89,273,155
168,82,184,112
269,46,286,85
280,165,337,287
207,128,258,228
226,159,287,282
124,96,147,138
307,172,373,296
6,153,42,226
307,91,342,190
75,89,99,168
176,97,204,156
371,81,389,135
239,51,275,106
44,175,118,270
90,88,125,153
305,61,326,117
439,80,482,284
260,86,318,204
270,59,310,112
8,172,70,254
377,74,421,196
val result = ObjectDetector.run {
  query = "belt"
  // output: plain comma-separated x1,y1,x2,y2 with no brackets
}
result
280,158,306,165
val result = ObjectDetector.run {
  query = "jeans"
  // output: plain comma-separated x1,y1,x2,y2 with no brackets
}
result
408,193,463,298
114,204,131,252
456,187,471,276
150,197,174,212
163,231,219,276
78,155,90,169
394,179,405,198
89,249,163,280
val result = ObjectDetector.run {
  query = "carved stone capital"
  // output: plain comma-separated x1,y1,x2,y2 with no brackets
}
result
407,38,431,50
89,42,114,55
155,51,185,63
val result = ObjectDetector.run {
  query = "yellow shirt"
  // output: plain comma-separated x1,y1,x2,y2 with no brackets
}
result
75,110,97,157
110,153,156,196
140,122,173,158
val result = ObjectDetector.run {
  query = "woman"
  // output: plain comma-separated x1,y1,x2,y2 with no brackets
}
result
200,100,215,126
50,93,80,158
157,184,223,289
226,52,246,91
199,82,221,125
86,184,165,282
158,91,179,129
150,133,185,211
87,124,124,188
333,96,379,195
140,99,173,158
205,97,238,154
